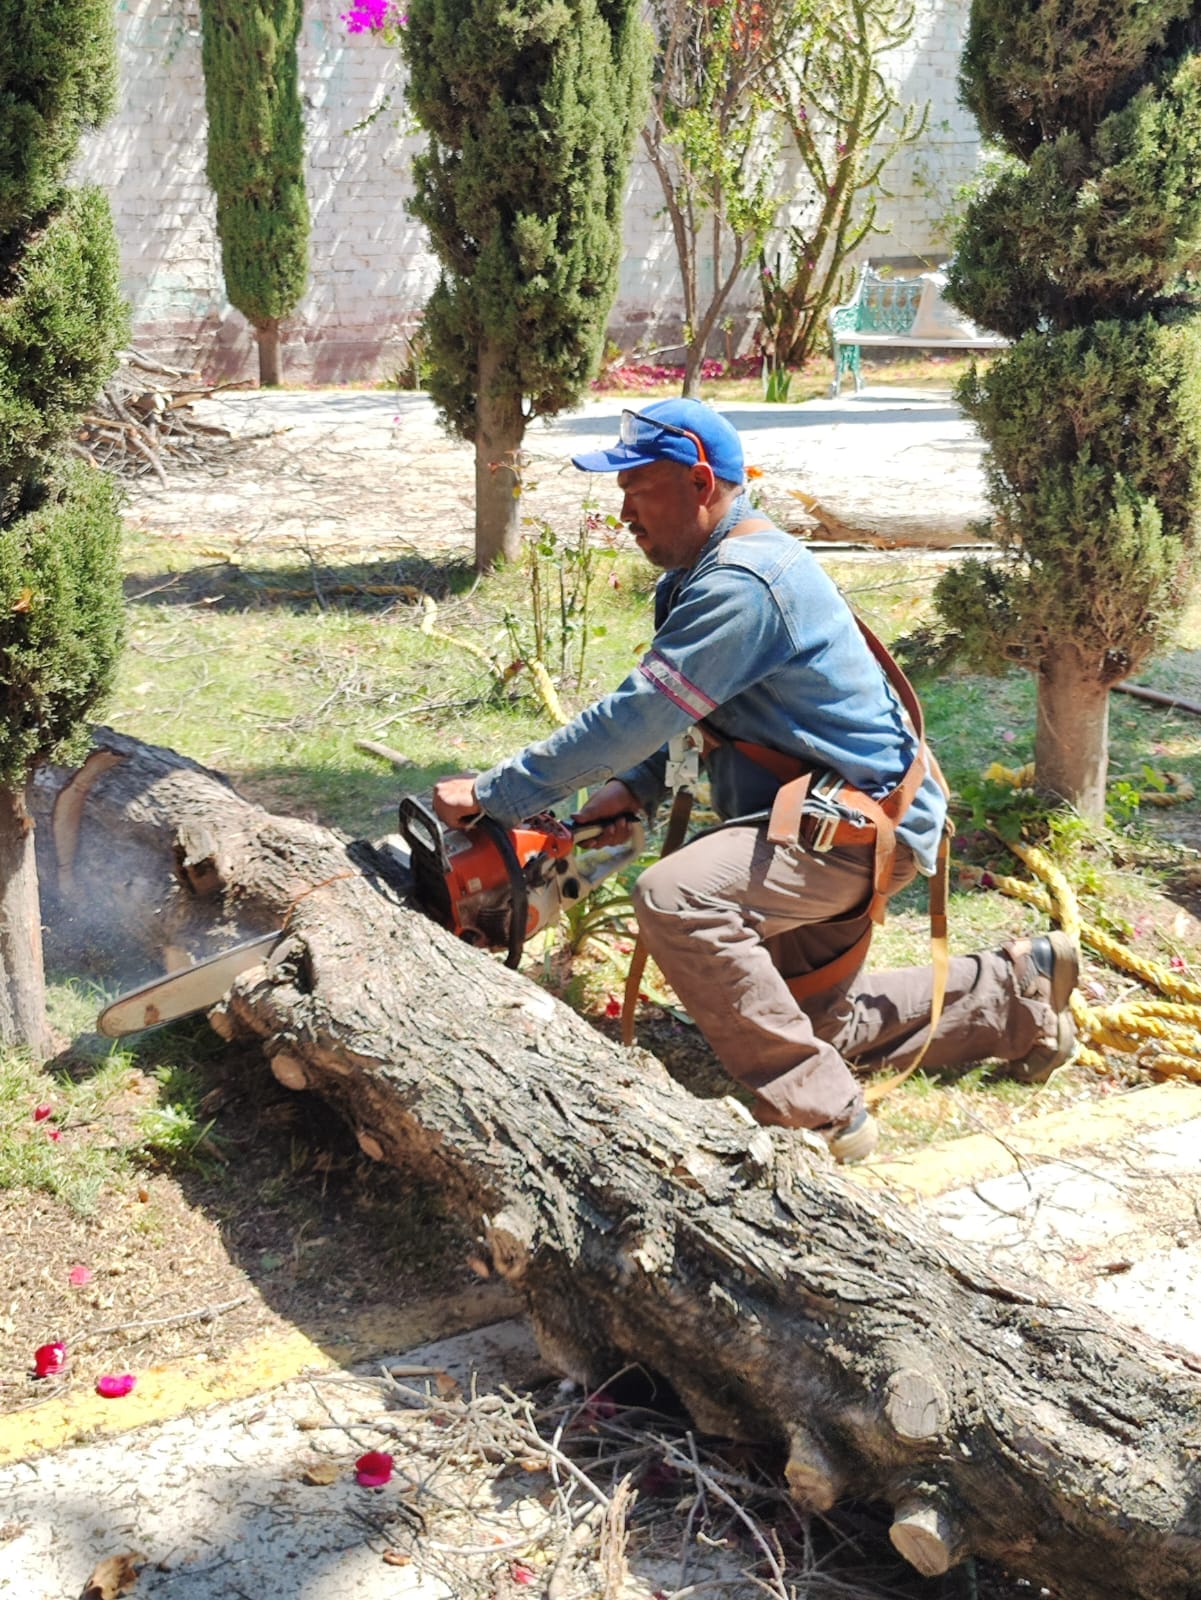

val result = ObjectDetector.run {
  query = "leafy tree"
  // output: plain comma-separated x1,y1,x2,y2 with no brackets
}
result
927,0,1201,817
403,0,650,568
0,0,127,1053
199,0,310,387
642,0,792,397
758,0,927,372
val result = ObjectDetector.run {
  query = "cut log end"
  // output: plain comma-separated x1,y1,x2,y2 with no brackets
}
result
270,1052,310,1092
889,1493,966,1578
884,1367,951,1443
784,1423,843,1512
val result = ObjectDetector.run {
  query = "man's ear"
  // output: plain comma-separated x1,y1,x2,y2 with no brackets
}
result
690,462,717,500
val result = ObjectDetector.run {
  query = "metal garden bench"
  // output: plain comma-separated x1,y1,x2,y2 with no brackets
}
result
828,264,1008,395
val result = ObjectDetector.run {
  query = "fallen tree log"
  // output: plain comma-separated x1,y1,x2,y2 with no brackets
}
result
31,728,1201,1600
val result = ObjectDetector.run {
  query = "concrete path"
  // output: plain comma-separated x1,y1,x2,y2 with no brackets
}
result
125,387,992,553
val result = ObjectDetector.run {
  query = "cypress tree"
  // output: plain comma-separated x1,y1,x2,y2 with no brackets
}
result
199,0,309,387
404,0,650,568
933,3,1201,817
0,0,127,1052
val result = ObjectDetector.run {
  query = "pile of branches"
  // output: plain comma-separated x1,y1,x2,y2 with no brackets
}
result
310,1364,980,1600
72,349,255,484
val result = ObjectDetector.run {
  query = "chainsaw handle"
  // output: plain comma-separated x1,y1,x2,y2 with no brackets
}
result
568,810,643,848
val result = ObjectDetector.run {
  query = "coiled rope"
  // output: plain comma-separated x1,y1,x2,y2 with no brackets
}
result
964,833,1201,1083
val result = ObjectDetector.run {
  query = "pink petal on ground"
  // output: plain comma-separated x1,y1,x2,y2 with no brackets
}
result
355,1450,394,1487
34,1342,66,1378
68,1264,93,1287
46,1128,62,1142
95,1373,136,1398
33,1104,52,1122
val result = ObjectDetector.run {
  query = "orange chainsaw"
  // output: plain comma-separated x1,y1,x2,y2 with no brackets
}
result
97,796,644,1036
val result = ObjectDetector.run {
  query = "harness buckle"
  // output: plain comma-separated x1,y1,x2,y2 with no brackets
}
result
665,726,704,793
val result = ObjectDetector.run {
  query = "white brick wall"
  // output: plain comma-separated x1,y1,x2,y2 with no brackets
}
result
78,0,981,382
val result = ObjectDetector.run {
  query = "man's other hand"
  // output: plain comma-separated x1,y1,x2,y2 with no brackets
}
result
432,775,481,830
573,780,643,846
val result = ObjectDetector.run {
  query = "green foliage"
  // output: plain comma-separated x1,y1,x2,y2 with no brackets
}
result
643,0,787,389
941,0,1201,808
937,316,1201,683
959,0,1196,161
137,1063,227,1174
0,0,118,232
199,0,309,329
0,462,124,787
505,513,619,690
758,0,929,371
0,1,126,801
403,0,650,437
0,186,126,485
949,54,1201,338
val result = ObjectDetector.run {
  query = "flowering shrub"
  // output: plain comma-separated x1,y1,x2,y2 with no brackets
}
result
341,0,407,31
590,355,762,392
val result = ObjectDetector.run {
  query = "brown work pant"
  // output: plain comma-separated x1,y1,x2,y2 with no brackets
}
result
631,823,1055,1130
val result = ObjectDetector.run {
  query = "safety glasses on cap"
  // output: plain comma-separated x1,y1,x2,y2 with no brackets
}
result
620,408,709,466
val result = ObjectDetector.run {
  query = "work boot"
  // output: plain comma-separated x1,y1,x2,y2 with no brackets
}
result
1008,930,1079,1083
817,1105,879,1164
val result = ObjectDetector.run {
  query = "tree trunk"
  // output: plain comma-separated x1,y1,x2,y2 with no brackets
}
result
473,339,525,570
0,785,51,1056
1034,643,1110,819
30,728,1201,1600
255,320,282,388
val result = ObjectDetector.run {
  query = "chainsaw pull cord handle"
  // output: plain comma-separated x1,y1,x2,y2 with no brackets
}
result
475,815,528,970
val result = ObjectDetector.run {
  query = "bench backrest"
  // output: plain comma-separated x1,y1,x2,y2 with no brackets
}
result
854,269,923,332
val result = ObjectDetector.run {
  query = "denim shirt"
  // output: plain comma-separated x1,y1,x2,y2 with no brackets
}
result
474,497,948,873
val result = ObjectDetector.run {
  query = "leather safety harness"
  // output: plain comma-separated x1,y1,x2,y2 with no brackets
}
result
621,517,952,1100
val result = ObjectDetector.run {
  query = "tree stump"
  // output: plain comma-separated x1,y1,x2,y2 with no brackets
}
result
31,728,1201,1600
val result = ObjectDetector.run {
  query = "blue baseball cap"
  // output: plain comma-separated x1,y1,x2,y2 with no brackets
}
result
572,399,745,483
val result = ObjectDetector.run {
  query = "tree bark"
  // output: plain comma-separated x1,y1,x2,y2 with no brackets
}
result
1035,643,1110,820
0,785,51,1057
255,320,282,388
31,728,1201,1600
473,339,525,570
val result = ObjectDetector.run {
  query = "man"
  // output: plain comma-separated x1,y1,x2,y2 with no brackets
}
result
434,399,1078,1161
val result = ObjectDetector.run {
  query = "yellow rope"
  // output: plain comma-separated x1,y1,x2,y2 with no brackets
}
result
966,776,1201,1080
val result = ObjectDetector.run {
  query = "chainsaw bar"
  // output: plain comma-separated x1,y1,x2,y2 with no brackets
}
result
97,930,284,1038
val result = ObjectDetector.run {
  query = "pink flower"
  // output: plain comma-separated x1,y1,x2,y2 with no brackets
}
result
34,1341,66,1378
1170,954,1186,971
1001,730,1017,743
46,1128,62,1142
355,1450,394,1487
68,1264,93,1287
33,1103,52,1122
95,1373,136,1399
511,1563,536,1585
341,0,403,31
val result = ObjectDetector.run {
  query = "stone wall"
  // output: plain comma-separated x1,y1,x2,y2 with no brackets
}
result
79,0,982,383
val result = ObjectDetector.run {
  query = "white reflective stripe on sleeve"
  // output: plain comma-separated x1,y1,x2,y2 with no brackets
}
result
639,650,717,718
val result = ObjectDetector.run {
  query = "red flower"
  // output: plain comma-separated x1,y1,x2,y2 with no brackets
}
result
34,1342,67,1378
68,1264,93,1287
511,1563,536,1585
95,1373,136,1398
46,1128,63,1142
33,1103,53,1122
603,995,622,1018
355,1450,394,1487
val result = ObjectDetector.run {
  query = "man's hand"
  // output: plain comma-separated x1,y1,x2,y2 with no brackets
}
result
572,779,643,847
432,774,482,830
